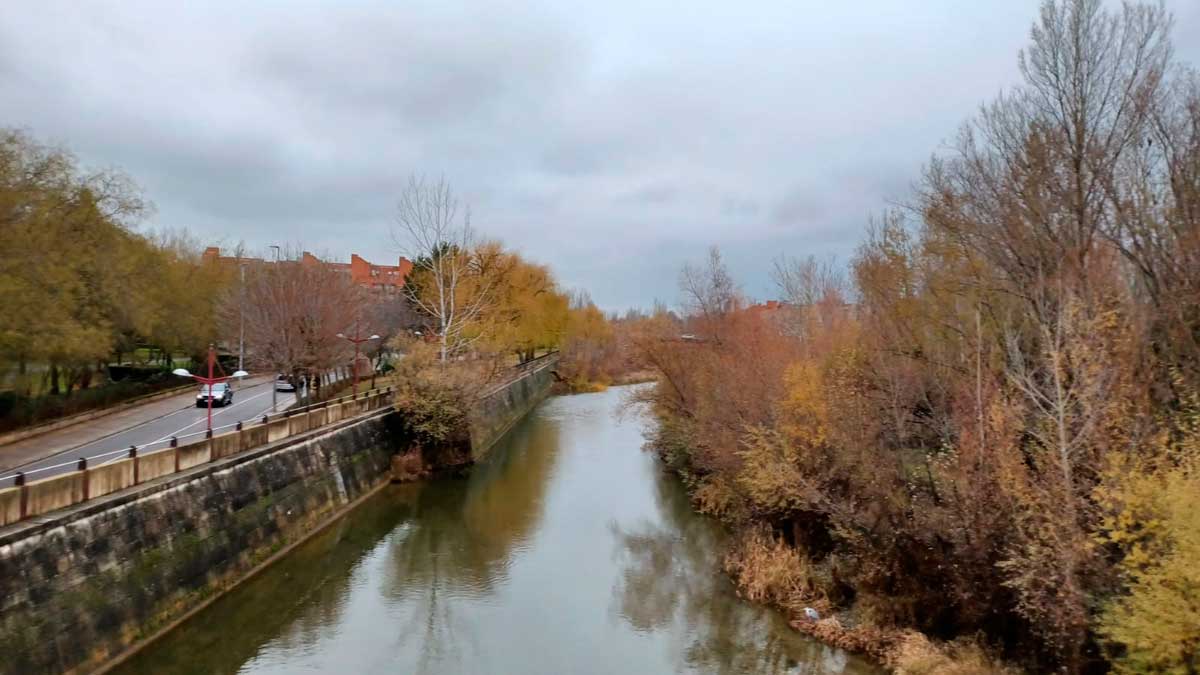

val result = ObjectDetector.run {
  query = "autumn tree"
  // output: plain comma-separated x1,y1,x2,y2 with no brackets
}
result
479,245,570,363
557,291,616,390
392,176,501,362
633,2,1200,671
143,229,229,365
0,128,150,394
230,251,368,405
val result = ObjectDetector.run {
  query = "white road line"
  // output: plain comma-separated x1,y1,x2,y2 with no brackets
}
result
16,380,275,465
2,379,307,478
94,388,284,467
7,376,333,478
151,388,276,443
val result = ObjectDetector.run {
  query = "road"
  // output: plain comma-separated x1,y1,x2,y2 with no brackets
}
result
0,377,308,487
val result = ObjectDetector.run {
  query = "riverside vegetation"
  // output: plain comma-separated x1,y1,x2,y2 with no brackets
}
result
0,130,231,428
632,1,1200,672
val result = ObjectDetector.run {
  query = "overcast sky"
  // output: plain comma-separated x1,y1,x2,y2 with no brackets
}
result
2,1,1197,310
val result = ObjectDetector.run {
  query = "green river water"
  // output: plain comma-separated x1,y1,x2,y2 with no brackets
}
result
114,386,878,675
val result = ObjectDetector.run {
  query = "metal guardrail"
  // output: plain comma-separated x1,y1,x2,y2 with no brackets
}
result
480,352,559,398
0,386,395,526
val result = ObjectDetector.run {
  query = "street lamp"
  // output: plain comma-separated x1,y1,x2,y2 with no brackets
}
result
336,323,380,397
173,344,248,435
238,262,247,371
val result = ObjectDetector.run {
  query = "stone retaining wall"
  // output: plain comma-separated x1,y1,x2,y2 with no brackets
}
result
468,356,557,459
0,409,400,675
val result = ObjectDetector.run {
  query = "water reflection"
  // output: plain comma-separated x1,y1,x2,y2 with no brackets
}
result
610,463,865,674
113,494,415,675
376,417,562,672
115,388,876,675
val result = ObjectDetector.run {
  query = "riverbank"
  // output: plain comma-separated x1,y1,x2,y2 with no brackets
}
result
553,369,658,394
635,390,1017,674
111,386,877,674
720,529,1013,673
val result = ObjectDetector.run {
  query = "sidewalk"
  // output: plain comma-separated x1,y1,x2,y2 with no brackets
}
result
0,376,271,473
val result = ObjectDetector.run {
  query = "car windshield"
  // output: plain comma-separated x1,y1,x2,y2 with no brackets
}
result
200,384,228,395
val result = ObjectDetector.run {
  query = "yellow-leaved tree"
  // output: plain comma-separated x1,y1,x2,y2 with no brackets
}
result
1097,394,1200,673
477,245,569,363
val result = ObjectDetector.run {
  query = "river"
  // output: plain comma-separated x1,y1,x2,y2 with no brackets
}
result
114,386,878,675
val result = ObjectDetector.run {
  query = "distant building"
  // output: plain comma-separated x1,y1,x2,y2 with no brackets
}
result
744,299,787,315
202,247,414,299
743,299,858,334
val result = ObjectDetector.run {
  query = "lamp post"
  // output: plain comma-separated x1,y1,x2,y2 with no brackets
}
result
336,323,380,397
174,344,248,435
238,262,246,371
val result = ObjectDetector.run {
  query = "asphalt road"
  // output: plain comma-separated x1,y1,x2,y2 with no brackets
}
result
0,377,305,487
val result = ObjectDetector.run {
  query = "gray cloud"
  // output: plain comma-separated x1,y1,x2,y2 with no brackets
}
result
2,0,1196,310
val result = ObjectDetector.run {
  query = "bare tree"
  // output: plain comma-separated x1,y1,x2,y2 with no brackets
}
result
770,254,846,307
231,250,366,406
770,254,849,339
1001,289,1115,671
1101,67,1200,387
679,246,739,320
921,0,1172,317
392,175,499,362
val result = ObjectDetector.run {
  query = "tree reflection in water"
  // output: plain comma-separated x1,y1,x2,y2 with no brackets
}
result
610,461,872,675
113,388,876,675
379,414,562,674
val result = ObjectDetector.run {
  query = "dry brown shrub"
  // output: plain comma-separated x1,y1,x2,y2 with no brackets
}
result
891,633,1017,675
723,526,823,613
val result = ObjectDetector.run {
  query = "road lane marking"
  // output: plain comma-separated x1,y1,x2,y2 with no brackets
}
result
94,389,283,466
2,379,277,472
150,388,276,443
1,378,316,481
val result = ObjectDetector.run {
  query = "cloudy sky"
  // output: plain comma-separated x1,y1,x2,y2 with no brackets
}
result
2,1,1198,310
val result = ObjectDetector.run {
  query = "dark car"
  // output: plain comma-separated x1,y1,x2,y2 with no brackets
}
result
196,382,233,408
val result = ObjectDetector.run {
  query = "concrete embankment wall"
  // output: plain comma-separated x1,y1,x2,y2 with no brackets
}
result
0,409,401,675
468,357,557,460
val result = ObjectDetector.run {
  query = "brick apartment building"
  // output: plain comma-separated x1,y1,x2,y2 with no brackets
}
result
202,247,414,299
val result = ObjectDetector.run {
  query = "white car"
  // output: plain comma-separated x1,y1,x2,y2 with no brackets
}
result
196,382,233,407
275,375,296,392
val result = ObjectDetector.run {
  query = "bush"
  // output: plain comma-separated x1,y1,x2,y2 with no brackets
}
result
389,340,500,448
723,526,823,613
1098,465,1200,673
892,633,1015,675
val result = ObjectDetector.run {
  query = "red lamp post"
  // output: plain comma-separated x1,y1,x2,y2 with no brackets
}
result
174,344,249,434
336,323,380,397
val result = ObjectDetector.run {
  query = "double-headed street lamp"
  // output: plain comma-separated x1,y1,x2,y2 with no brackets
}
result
336,324,380,397
174,344,248,435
